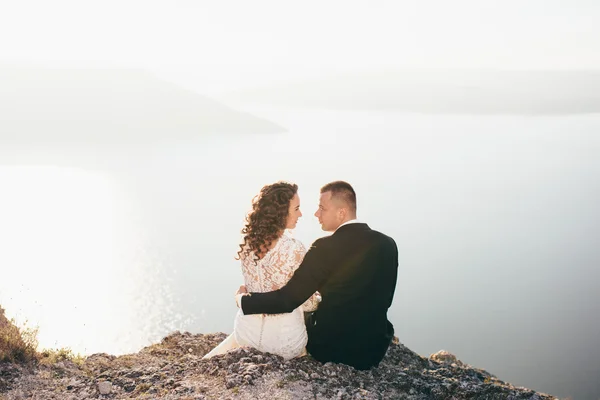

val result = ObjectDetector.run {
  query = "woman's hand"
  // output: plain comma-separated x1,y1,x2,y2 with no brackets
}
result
235,285,249,308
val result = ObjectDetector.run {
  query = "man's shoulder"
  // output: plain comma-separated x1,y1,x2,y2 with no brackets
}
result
372,228,395,241
307,235,334,252
366,228,398,249
309,235,329,246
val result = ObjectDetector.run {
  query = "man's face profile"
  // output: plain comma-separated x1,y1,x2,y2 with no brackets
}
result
315,191,341,232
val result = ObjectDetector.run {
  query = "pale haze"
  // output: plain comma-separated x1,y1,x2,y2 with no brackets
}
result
1,2,600,400
2,1,600,89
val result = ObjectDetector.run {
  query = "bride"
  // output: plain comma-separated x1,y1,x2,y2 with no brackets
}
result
203,181,319,360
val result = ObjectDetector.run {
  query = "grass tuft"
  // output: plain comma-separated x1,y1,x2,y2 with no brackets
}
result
1,305,85,366
0,306,38,364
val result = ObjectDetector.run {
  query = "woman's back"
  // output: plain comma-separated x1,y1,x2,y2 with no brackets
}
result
240,234,305,293
234,233,311,359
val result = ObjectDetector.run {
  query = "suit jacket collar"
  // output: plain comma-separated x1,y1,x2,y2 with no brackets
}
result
333,222,369,235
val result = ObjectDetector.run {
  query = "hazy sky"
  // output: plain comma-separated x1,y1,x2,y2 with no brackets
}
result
1,1,599,93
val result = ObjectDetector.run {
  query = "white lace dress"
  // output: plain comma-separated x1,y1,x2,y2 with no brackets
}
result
203,233,319,360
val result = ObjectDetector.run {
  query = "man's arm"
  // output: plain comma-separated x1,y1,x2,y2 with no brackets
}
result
241,239,330,315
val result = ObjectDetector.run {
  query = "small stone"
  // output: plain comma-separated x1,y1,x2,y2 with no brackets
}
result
97,381,112,395
225,377,240,389
430,350,458,364
252,355,264,363
68,378,80,387
244,364,260,374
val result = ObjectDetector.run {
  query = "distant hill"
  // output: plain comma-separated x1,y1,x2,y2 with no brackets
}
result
0,67,285,144
221,69,600,115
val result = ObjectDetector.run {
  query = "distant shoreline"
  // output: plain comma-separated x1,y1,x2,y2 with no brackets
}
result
222,69,600,115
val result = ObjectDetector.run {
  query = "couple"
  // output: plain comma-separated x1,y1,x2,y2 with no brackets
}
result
204,181,399,370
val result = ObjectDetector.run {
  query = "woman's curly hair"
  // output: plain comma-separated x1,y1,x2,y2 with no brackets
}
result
236,181,298,264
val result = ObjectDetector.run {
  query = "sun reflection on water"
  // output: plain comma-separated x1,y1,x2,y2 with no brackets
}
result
0,165,176,355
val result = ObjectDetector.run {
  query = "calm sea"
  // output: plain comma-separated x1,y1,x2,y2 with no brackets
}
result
1,108,599,399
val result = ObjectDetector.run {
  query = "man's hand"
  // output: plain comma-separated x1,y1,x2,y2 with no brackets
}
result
235,285,248,309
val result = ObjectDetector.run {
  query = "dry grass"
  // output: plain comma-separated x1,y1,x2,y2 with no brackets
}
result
0,305,38,364
38,347,86,366
1,305,87,367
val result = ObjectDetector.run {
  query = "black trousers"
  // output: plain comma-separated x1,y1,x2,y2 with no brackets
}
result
304,311,316,329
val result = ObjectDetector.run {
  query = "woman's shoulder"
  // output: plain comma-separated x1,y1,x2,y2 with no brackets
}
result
280,233,307,253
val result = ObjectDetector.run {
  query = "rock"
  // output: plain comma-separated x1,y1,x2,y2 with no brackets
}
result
97,380,112,395
430,349,459,364
225,376,241,388
0,331,559,399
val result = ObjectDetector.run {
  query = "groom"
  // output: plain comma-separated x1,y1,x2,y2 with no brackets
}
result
236,181,399,370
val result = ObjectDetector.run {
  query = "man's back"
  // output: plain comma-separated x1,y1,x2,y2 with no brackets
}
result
305,223,398,369
241,222,399,370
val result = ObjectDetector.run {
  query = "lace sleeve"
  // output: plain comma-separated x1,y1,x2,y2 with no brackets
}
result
289,239,321,312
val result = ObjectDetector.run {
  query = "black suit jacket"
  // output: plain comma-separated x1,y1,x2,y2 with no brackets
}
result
241,223,399,370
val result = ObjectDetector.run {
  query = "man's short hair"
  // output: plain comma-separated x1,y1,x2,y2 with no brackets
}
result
321,181,357,212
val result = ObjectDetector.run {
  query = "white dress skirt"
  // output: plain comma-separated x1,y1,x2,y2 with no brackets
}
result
233,307,307,359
